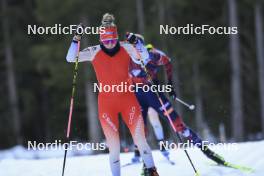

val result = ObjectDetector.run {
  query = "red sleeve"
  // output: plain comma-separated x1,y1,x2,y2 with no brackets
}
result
157,54,173,81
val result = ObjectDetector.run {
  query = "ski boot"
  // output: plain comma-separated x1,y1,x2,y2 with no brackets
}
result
160,142,170,158
131,148,141,163
186,128,226,165
201,146,226,165
141,166,159,176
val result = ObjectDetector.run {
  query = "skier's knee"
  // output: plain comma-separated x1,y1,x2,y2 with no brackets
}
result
172,116,186,132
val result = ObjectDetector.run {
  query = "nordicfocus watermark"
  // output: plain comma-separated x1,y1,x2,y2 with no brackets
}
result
160,140,239,151
27,140,107,151
160,24,238,35
93,82,172,93
27,24,105,35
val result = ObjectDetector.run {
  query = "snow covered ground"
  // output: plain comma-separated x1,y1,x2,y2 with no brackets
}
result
0,140,264,176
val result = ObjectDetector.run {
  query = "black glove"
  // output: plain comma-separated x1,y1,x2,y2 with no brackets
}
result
73,23,84,42
168,79,177,98
126,32,137,44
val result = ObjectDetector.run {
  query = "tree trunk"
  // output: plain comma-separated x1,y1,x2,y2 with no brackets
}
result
156,0,167,51
85,81,101,142
155,0,169,95
228,0,244,141
173,61,183,116
161,1,185,138
2,0,22,145
166,4,183,117
136,0,145,34
41,88,50,142
81,16,102,143
255,0,264,137
192,62,204,133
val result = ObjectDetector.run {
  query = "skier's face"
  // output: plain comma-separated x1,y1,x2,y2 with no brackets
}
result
101,39,118,49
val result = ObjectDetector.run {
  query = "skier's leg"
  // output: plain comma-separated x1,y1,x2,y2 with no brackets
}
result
135,90,149,134
98,98,120,176
152,93,202,142
147,92,227,164
147,107,170,157
132,105,148,163
148,107,164,141
148,91,186,133
147,91,203,145
121,94,155,169
131,91,150,162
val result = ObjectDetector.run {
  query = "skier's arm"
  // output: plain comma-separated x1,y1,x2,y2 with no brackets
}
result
151,49,173,81
66,41,98,62
160,56,176,98
66,41,79,62
134,40,150,64
124,32,150,65
66,23,98,62
152,49,176,97
160,55,173,82
128,61,150,84
163,58,176,98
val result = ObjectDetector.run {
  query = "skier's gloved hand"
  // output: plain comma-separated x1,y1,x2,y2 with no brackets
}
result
126,32,137,44
73,23,84,42
167,79,177,99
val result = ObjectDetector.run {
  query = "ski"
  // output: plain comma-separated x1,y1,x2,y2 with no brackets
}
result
202,146,254,173
223,162,255,173
161,154,175,165
122,161,142,167
208,162,255,173
164,157,175,165
122,156,175,167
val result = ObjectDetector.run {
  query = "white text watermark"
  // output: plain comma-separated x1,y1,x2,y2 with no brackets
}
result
27,24,105,35
160,140,239,151
93,82,172,93
160,24,238,35
27,140,107,151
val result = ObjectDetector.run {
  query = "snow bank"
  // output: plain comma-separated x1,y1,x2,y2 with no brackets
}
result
0,141,263,176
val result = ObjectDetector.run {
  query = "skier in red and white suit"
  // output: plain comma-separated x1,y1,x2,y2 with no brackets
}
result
66,14,159,176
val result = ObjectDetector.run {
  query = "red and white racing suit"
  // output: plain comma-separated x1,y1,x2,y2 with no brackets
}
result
66,41,155,176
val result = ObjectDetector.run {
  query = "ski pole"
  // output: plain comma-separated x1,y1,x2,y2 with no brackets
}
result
173,96,195,111
61,40,81,176
157,96,200,176
134,45,200,176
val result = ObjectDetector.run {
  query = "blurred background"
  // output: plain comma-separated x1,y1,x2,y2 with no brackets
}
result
1,0,264,152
